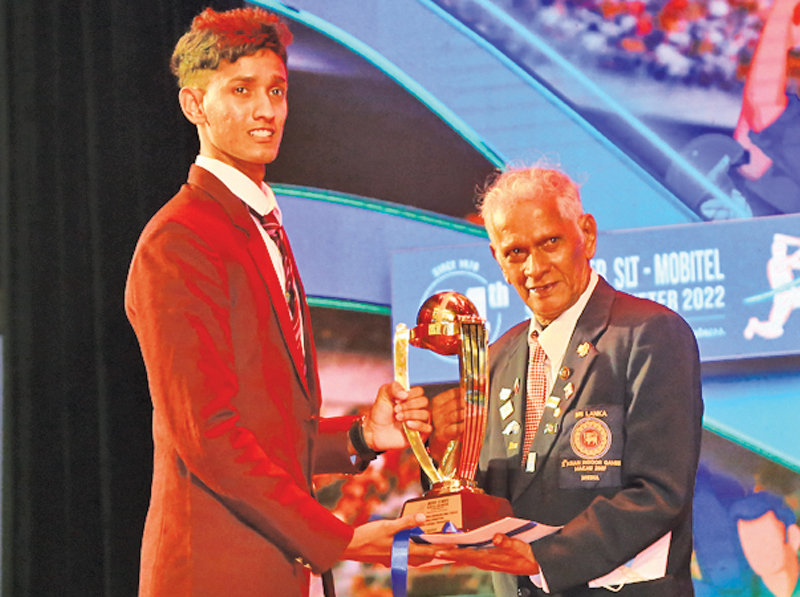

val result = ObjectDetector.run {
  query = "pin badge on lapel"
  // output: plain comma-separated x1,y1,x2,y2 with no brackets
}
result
564,382,575,400
513,378,521,395
545,395,561,410
559,366,571,380
499,387,512,402
500,400,514,421
577,342,591,358
502,420,521,436
546,395,563,419
525,452,537,473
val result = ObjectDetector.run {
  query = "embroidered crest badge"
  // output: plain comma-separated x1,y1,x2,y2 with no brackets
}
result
570,417,612,459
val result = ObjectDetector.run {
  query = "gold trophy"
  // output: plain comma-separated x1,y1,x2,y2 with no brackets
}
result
396,291,512,534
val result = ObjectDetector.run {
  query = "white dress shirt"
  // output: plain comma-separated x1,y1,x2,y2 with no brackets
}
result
529,270,599,393
527,269,598,592
194,155,289,296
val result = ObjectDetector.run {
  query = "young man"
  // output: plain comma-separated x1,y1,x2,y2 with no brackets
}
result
125,8,432,596
431,166,704,596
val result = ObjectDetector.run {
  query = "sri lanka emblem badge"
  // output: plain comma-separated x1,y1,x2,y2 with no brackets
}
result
570,417,612,460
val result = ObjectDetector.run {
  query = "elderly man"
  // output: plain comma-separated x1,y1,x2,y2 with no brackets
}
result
432,166,704,596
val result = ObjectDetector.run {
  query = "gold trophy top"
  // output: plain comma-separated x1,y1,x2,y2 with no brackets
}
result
409,291,484,356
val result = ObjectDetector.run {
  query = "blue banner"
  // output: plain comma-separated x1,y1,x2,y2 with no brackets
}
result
594,213,800,362
391,214,800,384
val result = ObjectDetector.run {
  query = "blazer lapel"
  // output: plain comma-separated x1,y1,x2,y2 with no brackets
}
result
284,238,321,406
511,278,615,502
479,324,528,500
497,339,528,462
187,166,312,398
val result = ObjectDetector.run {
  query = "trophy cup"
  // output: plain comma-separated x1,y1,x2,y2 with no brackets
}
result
396,291,512,534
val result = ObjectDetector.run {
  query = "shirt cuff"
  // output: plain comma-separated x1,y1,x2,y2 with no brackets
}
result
530,570,549,593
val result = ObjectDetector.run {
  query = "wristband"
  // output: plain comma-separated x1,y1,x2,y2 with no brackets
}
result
349,417,385,464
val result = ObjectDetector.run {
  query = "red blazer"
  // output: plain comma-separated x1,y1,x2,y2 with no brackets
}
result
126,165,358,597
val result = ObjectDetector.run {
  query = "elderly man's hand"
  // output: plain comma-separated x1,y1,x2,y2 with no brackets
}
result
434,534,540,576
428,387,464,462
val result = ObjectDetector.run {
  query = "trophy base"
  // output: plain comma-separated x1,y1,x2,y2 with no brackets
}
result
400,479,514,534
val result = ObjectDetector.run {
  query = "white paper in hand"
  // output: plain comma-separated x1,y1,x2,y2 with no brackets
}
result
411,517,560,548
588,532,671,589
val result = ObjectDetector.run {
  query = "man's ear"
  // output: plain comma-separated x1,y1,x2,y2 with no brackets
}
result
580,213,598,259
178,87,207,126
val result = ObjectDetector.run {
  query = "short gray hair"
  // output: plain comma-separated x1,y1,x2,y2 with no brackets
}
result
478,165,583,230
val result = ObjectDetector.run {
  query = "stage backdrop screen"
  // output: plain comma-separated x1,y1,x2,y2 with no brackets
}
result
392,213,800,384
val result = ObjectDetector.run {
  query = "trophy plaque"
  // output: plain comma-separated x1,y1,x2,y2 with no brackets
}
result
396,291,512,534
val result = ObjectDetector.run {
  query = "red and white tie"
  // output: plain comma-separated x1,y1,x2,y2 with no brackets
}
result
522,330,547,465
250,207,304,367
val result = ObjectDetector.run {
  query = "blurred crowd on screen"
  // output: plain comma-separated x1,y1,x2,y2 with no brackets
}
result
499,0,798,91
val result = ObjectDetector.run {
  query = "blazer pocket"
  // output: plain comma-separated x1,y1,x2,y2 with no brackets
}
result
557,404,623,490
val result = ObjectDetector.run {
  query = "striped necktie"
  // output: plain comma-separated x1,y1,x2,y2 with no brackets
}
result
249,207,304,364
522,330,547,466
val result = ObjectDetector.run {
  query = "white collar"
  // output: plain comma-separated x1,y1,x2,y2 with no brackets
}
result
194,155,280,221
529,270,598,365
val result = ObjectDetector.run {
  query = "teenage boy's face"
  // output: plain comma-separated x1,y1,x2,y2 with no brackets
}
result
195,49,288,183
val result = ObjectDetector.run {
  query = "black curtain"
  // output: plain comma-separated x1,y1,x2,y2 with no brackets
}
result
0,1,239,595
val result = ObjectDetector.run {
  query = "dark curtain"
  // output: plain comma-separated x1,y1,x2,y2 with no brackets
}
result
0,1,240,595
